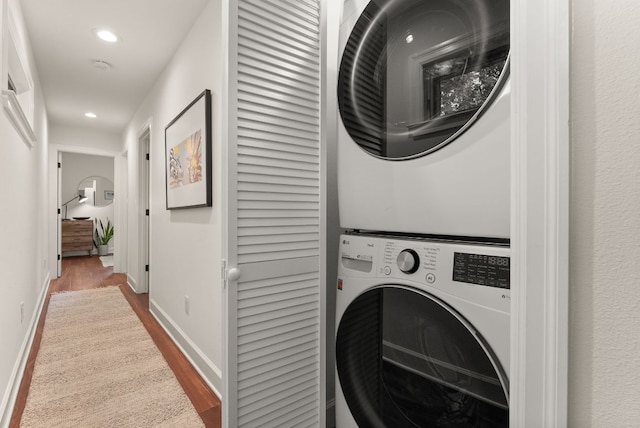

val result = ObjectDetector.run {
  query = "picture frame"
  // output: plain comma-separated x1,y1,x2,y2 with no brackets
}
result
165,89,212,209
104,190,114,200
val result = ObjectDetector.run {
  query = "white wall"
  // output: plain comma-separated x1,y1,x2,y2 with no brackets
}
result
0,0,50,424
122,0,222,395
49,124,122,153
570,0,640,425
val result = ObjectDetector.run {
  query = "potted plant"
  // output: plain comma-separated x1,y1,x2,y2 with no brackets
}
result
94,218,114,256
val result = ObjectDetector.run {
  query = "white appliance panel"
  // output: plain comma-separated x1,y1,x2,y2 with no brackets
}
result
335,234,510,427
337,0,511,238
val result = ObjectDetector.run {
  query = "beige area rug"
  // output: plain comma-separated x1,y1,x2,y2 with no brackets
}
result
20,286,204,427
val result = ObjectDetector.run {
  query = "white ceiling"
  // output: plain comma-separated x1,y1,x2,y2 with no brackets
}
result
20,0,210,133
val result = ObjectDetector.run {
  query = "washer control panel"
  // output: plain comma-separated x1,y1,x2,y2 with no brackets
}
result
340,234,510,311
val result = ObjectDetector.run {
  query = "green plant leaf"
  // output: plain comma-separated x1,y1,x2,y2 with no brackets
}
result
95,218,114,245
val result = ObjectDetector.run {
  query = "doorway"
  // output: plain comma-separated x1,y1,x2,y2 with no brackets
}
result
58,152,116,277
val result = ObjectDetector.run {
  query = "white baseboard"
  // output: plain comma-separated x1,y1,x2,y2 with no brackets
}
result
0,274,50,428
149,299,223,399
126,275,137,293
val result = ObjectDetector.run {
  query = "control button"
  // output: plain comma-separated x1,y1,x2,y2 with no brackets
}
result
426,273,436,284
397,249,420,274
383,266,391,275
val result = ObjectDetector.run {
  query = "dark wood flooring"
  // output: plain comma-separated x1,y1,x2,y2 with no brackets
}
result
9,255,221,427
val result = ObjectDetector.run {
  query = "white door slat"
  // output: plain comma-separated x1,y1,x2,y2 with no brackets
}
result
237,324,318,354
239,46,318,82
238,241,319,257
238,274,318,297
238,360,317,395
238,138,319,158
237,218,319,228
239,320,319,349
240,395,318,428
239,376,318,417
238,145,318,165
238,248,318,264
238,310,319,337
239,369,317,402
239,104,319,129
238,232,319,246
238,270,317,290
238,67,318,98
237,190,318,202
238,173,318,188
238,121,318,145
239,20,320,65
239,14,318,50
238,56,318,89
239,37,319,69
238,130,320,152
238,164,319,180
239,1,319,39
237,226,319,237
239,89,319,117
237,195,319,206
259,0,320,24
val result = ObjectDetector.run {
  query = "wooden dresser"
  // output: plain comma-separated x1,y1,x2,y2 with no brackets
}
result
61,219,93,255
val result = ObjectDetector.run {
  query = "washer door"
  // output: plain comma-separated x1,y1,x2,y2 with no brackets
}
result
336,286,508,427
338,0,510,159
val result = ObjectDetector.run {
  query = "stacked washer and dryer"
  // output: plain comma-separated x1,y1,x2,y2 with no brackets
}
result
334,0,512,426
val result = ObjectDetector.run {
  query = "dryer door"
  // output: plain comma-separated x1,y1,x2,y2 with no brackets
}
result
336,285,508,427
338,0,510,159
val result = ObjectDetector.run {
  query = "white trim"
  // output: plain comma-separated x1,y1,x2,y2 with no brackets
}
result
136,119,152,294
510,0,570,425
126,277,137,294
49,144,119,279
149,299,223,398
319,1,329,427
2,0,36,148
2,90,36,146
0,274,50,428
220,0,238,426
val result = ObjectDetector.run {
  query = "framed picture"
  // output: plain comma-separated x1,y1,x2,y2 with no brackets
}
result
104,190,114,200
165,89,212,209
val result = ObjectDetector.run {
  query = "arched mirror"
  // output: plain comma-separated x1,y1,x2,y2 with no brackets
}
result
77,176,114,207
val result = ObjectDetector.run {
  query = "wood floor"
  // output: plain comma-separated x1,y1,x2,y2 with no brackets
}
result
9,255,221,427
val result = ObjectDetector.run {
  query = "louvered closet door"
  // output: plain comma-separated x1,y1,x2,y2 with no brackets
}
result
223,0,323,427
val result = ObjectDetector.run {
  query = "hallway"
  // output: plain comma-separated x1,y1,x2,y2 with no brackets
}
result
9,256,221,427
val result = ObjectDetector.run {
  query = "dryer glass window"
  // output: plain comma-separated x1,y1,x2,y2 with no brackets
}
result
338,0,510,159
336,286,508,427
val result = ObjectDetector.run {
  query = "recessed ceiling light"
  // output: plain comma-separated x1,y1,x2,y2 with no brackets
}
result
96,29,119,43
405,34,414,44
85,112,97,119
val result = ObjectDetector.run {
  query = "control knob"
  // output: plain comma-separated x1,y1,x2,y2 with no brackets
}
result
397,249,420,274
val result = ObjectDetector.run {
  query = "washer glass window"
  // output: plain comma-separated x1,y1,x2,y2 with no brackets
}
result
338,0,510,159
336,286,508,427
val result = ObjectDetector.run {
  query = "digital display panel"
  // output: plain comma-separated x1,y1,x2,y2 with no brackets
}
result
453,252,510,289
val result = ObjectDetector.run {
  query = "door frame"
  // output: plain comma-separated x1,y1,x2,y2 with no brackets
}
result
510,0,570,425
136,121,152,293
220,1,238,425
216,0,571,425
50,145,120,278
